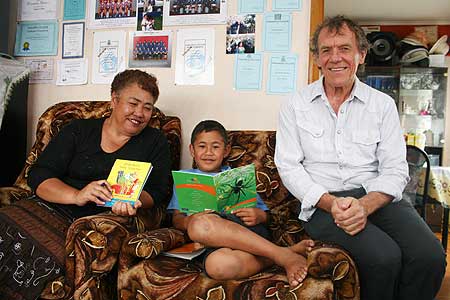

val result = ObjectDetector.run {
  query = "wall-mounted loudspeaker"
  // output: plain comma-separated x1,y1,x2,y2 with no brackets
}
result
366,32,399,66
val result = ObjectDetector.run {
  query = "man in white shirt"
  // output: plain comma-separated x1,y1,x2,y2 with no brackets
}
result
275,15,446,300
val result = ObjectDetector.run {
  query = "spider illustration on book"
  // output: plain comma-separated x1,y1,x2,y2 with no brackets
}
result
218,176,254,202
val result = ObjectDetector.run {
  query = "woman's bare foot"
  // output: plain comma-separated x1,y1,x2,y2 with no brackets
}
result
276,248,309,287
289,239,315,256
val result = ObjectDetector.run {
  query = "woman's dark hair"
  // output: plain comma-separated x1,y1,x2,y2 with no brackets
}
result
310,15,369,56
190,120,229,145
110,69,160,102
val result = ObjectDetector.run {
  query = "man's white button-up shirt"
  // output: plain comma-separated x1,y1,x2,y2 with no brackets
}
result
275,76,409,222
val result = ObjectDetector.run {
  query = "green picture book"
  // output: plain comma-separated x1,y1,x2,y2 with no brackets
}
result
172,164,257,215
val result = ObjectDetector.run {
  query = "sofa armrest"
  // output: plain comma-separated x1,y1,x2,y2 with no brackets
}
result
307,242,360,300
267,203,310,247
119,227,187,273
0,187,32,207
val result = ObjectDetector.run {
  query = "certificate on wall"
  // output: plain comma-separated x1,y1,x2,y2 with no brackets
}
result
64,0,86,20
175,28,214,85
163,0,227,26
88,0,137,29
272,0,302,11
91,31,126,84
24,58,55,84
18,0,58,21
263,13,292,52
62,22,85,59
238,0,265,14
234,53,263,91
14,21,58,56
56,59,88,85
266,54,297,94
128,31,172,68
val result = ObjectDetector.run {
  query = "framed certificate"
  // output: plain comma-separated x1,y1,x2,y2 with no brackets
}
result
62,22,85,59
14,21,59,56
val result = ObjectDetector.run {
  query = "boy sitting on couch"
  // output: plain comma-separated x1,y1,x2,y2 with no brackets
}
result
168,120,314,287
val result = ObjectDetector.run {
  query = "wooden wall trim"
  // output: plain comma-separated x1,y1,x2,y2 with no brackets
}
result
308,0,324,83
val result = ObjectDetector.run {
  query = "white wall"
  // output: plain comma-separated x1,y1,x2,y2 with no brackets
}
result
8,0,312,169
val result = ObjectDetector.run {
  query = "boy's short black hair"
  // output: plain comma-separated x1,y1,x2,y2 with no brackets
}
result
190,120,229,145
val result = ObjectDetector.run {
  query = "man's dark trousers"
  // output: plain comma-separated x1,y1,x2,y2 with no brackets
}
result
303,188,446,300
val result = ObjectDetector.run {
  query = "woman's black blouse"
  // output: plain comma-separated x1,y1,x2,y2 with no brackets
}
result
28,118,171,219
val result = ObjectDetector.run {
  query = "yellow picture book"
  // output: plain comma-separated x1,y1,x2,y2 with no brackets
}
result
103,159,153,207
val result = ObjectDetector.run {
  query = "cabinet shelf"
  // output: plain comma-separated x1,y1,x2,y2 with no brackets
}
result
400,113,435,117
400,89,437,92
358,65,448,159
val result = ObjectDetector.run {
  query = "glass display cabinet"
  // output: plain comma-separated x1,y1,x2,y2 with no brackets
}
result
357,66,448,164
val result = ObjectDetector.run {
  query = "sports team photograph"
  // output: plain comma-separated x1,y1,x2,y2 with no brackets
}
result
168,0,220,16
95,0,136,19
128,31,172,68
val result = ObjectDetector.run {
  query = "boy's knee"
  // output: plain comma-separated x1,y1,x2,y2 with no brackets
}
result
205,250,242,280
187,213,220,242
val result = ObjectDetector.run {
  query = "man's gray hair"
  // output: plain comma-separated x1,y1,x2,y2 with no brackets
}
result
310,15,369,56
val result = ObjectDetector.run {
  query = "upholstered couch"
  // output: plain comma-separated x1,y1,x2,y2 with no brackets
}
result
0,101,182,299
0,101,360,300
117,131,361,300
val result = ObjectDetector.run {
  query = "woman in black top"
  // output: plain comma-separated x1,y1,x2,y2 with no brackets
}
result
28,69,171,220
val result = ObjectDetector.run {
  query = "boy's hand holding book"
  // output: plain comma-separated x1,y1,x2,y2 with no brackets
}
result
232,208,267,226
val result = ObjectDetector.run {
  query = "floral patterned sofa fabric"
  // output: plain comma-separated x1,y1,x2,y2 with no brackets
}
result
0,101,182,300
118,131,360,300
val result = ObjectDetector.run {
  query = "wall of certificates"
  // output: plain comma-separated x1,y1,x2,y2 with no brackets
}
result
12,0,311,168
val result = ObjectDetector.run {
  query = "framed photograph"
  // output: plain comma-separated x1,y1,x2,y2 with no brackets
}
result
226,14,255,54
163,0,227,26
136,0,164,31
128,30,172,68
88,0,137,29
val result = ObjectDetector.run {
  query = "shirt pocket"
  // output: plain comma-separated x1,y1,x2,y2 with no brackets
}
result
296,122,325,158
351,130,380,163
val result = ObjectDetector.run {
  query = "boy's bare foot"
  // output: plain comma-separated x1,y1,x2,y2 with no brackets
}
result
289,239,315,256
276,248,309,287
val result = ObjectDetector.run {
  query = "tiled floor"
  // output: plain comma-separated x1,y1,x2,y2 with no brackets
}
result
436,234,449,300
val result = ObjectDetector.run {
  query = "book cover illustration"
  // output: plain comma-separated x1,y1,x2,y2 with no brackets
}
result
172,164,257,214
161,242,206,260
103,159,152,207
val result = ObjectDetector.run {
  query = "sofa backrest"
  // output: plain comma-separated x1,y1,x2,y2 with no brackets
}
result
14,101,181,193
225,131,304,245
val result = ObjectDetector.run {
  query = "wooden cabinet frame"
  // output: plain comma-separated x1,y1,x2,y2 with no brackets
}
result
309,0,324,83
